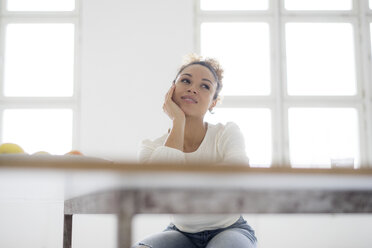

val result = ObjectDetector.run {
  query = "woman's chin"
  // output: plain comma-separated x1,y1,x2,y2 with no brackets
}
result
180,106,205,119
184,112,204,119
181,107,195,116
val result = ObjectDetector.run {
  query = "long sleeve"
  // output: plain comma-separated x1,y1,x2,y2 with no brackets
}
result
217,122,249,165
138,135,186,163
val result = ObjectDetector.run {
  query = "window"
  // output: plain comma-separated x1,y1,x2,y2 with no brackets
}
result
285,23,356,96
198,0,372,168
288,108,359,167
0,0,79,155
3,109,73,154
201,22,271,95
7,0,75,11
200,0,269,11
284,0,352,10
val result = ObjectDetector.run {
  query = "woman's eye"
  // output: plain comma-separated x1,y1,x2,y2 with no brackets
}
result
202,84,210,90
181,79,190,84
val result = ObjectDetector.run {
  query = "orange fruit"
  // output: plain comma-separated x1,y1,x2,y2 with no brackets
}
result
65,150,83,155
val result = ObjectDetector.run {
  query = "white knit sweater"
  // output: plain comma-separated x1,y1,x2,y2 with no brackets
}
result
138,122,249,232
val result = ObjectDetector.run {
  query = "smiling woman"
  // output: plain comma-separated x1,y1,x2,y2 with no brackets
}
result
135,55,257,248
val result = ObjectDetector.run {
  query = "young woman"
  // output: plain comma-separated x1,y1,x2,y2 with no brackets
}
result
135,54,257,248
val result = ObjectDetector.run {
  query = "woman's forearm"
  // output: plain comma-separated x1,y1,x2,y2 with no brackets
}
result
164,119,185,151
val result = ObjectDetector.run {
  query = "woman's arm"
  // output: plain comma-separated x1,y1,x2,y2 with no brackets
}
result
163,84,185,151
164,119,185,151
218,122,249,165
138,136,185,163
137,84,187,164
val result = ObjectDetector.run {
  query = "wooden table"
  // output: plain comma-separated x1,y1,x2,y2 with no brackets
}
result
1,155,372,248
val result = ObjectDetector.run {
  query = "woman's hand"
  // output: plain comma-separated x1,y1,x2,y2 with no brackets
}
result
163,84,185,151
163,84,185,122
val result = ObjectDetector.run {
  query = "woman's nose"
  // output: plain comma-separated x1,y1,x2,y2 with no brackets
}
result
187,89,197,94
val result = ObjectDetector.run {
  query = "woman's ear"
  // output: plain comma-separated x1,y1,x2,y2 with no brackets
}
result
209,99,217,112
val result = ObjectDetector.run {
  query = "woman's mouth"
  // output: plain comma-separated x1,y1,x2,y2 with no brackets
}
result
181,96,198,103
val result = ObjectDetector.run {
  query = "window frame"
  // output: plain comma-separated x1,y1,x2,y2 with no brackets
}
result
196,0,372,168
0,0,81,152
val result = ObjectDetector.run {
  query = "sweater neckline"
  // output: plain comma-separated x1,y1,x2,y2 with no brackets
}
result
184,122,211,154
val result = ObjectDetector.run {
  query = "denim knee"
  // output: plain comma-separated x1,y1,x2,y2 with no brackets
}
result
132,243,153,248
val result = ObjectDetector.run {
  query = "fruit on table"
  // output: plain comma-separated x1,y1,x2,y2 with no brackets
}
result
0,143,25,154
32,151,50,155
65,150,83,155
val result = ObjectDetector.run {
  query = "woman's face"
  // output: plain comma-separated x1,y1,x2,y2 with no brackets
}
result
172,64,217,118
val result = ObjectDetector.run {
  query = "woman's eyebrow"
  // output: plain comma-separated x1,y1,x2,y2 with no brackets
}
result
181,73,192,77
181,73,215,85
202,78,213,85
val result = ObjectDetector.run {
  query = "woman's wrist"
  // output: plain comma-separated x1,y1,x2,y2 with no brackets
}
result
173,116,186,126
165,120,185,151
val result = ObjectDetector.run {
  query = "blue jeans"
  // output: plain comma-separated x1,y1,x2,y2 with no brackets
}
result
133,216,257,248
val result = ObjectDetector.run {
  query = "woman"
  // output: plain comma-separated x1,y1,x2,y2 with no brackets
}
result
135,54,257,248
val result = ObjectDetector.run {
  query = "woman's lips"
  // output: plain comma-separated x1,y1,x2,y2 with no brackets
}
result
181,95,198,103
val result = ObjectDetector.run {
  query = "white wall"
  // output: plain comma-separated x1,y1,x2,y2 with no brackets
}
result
79,0,194,160
1,0,372,248
0,1,193,247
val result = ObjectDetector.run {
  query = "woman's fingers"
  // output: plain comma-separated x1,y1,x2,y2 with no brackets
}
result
163,84,174,114
168,84,175,99
165,84,176,106
163,84,185,121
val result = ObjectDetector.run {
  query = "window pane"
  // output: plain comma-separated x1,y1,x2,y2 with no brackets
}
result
205,108,272,167
285,0,351,10
7,0,75,11
201,23,271,95
4,23,75,97
370,23,372,53
288,108,359,168
286,23,356,95
201,0,268,10
2,109,73,155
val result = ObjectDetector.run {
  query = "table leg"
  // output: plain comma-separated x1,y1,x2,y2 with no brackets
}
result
117,213,133,248
63,214,73,248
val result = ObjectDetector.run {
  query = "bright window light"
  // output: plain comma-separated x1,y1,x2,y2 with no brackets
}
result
370,23,372,52
288,108,359,168
206,108,272,167
285,23,356,95
4,23,75,97
200,0,268,11
201,22,271,95
7,0,75,11
285,0,352,10
2,109,73,155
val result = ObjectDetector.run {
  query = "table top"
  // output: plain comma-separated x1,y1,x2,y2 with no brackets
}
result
1,155,372,202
